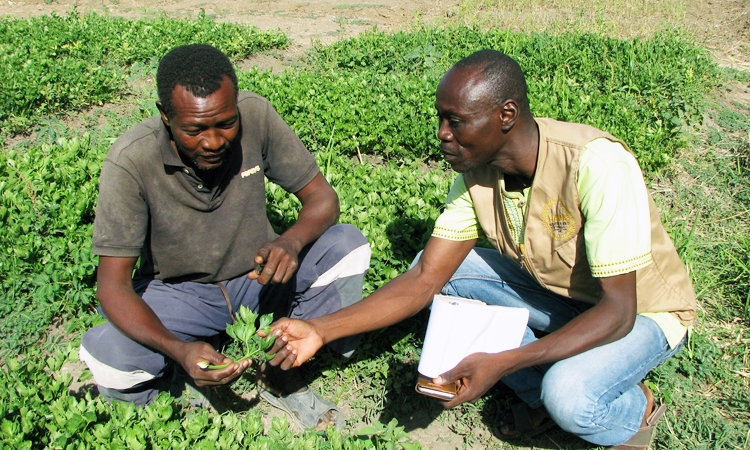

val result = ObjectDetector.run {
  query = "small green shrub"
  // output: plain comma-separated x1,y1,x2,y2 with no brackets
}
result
241,27,717,172
0,346,424,448
0,136,102,351
0,11,288,129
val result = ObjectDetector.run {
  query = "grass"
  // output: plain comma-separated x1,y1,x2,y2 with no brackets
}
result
637,81,750,448
0,3,749,449
454,0,689,38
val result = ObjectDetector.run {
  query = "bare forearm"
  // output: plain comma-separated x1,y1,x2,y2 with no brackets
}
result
435,284,638,402
95,257,244,384
283,172,340,252
99,286,187,361
500,299,635,374
310,237,477,343
490,272,637,374
310,262,446,344
281,197,339,252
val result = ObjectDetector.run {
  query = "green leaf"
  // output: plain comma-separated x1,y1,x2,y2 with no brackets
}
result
354,425,381,436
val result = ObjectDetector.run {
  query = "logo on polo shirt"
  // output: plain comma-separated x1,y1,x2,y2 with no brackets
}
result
241,165,260,178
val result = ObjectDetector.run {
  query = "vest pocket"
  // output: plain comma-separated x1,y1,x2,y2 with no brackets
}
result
554,239,577,268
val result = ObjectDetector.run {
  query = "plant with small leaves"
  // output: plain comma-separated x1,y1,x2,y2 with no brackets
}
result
196,306,276,370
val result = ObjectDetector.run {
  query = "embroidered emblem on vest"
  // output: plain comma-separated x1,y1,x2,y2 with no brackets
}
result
241,165,260,178
542,199,576,241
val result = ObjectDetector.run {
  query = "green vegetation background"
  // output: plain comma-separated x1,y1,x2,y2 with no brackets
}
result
0,10,748,449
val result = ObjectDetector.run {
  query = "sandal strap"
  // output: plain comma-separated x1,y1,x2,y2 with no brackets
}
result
511,402,536,434
611,403,667,449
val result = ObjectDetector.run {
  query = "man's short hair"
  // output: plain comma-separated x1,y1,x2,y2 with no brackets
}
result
453,49,529,112
156,44,239,118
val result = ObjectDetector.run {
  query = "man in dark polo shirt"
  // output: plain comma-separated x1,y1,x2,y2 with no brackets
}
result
79,44,370,430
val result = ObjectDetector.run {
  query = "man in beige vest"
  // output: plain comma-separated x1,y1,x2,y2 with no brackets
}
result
265,50,696,448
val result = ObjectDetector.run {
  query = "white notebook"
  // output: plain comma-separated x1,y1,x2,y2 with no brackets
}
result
417,294,530,378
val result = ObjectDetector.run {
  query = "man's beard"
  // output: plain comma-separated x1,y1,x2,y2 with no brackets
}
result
192,158,222,172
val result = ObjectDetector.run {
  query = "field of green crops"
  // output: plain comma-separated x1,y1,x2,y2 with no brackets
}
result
1,9,748,449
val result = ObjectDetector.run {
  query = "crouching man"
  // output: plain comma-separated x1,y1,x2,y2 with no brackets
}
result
80,44,370,430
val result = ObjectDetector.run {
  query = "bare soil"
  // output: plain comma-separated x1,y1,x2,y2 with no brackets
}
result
3,0,453,71
3,0,749,69
4,0,747,448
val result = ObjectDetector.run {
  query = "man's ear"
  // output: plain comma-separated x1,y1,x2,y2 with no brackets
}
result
156,101,170,127
498,99,519,132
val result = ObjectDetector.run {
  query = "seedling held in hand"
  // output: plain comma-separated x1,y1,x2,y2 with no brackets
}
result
197,306,276,370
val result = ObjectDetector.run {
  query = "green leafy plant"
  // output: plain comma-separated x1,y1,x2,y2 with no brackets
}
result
239,26,717,173
354,418,423,449
197,306,276,370
0,11,288,131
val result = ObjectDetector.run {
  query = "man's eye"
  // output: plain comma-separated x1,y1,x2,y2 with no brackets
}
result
184,129,201,136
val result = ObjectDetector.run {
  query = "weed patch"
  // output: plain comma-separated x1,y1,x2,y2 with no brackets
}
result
0,11,287,131
243,27,718,172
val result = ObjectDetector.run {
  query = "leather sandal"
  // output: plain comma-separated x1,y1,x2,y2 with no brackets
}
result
611,383,667,449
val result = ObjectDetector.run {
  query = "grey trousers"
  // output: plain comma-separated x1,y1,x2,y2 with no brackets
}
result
80,224,370,405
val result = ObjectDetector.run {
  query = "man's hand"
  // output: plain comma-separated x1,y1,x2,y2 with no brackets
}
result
433,352,511,408
262,318,325,370
247,235,301,284
431,272,639,409
97,256,252,387
248,172,339,285
177,340,251,386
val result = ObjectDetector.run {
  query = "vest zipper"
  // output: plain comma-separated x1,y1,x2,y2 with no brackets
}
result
518,242,543,285
517,243,527,269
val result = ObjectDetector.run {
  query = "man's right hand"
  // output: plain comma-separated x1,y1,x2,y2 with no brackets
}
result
96,256,251,387
264,318,324,370
178,340,251,386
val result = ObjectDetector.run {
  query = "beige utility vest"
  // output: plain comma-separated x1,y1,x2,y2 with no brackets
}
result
464,118,696,326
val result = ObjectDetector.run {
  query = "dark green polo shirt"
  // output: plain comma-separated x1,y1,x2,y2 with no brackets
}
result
92,92,318,283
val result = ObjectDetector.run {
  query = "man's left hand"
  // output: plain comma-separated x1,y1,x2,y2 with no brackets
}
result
247,235,301,284
433,352,511,408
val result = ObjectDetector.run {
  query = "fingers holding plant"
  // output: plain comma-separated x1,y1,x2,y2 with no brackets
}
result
195,306,277,375
176,341,247,386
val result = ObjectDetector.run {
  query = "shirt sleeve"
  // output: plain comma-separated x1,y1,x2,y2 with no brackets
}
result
257,98,319,194
578,138,653,277
91,159,148,257
432,175,480,241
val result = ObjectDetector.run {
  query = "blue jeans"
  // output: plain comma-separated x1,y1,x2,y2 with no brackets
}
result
432,247,684,446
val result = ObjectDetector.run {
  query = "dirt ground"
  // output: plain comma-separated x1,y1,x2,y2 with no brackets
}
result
4,0,748,448
3,0,749,69
3,0,453,67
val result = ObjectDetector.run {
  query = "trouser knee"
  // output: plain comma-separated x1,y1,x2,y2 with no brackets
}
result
80,324,170,404
301,224,370,305
301,224,369,357
540,368,596,435
318,224,368,256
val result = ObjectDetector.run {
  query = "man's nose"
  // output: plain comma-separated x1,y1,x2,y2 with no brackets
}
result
201,129,224,150
437,119,452,141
